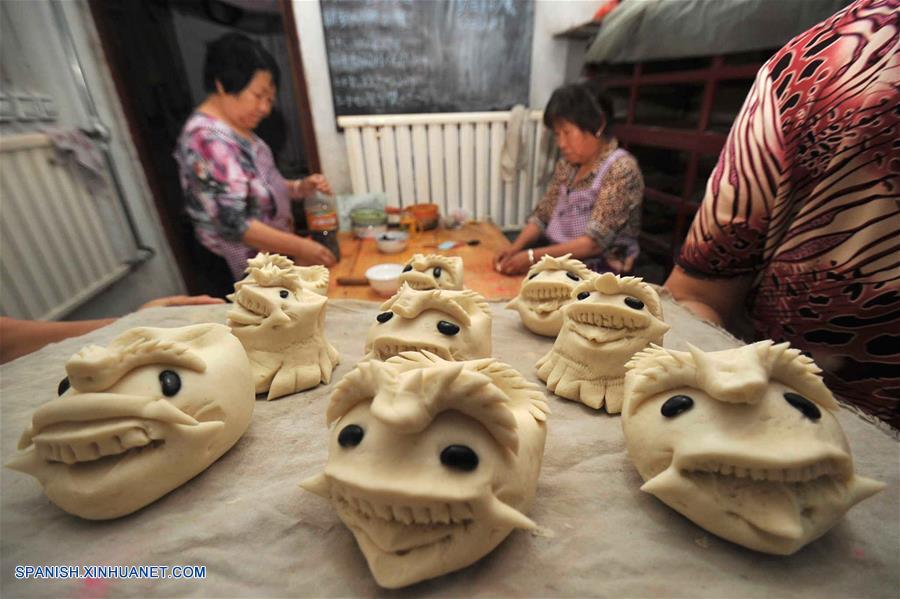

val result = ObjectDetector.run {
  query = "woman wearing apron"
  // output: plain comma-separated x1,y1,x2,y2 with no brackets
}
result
496,82,644,275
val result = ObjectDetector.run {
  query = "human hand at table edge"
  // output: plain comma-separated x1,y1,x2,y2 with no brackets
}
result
138,295,225,309
496,222,542,272
0,294,232,364
664,264,753,329
294,238,337,267
494,247,516,270
497,251,533,275
243,220,337,267
290,173,333,198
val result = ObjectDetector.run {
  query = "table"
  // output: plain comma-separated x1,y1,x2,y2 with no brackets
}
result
1,297,897,597
327,221,522,301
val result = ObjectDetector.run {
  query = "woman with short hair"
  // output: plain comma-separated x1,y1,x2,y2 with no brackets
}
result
174,32,335,280
496,81,644,275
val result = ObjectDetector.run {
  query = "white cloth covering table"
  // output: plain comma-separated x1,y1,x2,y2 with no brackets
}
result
1,297,897,597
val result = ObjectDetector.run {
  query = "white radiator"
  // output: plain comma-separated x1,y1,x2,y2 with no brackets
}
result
0,133,132,320
337,110,548,230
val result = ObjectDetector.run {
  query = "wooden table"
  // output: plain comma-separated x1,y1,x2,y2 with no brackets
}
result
326,221,522,301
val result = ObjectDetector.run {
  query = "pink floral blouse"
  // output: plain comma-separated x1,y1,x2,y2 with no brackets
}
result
174,112,293,278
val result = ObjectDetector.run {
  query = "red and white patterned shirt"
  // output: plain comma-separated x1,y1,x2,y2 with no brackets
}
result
677,0,900,427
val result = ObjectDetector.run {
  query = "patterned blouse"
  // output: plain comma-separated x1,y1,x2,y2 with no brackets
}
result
529,139,644,263
677,0,899,427
174,112,293,279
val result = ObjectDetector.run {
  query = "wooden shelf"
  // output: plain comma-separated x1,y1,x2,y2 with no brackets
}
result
553,20,601,41
590,55,763,275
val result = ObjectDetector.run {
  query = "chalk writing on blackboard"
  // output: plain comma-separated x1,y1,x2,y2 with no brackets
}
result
321,0,534,116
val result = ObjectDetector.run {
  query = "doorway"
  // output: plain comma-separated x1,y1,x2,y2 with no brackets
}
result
88,0,319,295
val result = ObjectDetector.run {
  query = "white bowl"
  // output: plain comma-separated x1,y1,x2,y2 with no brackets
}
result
365,263,404,296
376,231,408,254
354,223,388,239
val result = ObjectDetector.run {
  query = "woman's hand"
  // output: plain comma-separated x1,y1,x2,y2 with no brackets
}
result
293,174,333,198
243,219,337,266
606,254,636,274
494,247,515,271
498,251,532,275
139,295,225,309
296,237,337,267
496,222,541,271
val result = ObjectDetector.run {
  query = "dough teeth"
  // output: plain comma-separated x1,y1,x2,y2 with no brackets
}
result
396,506,414,525
359,498,375,518
431,503,451,524
412,505,431,524
121,428,150,450
447,501,473,524
60,444,77,464
72,441,99,462
373,501,392,521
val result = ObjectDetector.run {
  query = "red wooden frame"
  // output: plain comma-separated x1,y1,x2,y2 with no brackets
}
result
597,56,765,268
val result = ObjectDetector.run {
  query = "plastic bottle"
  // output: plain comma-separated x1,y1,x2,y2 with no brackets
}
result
304,192,341,262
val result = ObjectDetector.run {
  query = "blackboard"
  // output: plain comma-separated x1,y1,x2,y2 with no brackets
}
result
320,0,534,116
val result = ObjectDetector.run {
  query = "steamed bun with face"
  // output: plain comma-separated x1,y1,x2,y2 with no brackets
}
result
227,252,339,400
622,341,885,555
536,273,669,413
364,284,492,361
301,351,549,588
506,253,594,337
398,254,464,290
8,324,255,519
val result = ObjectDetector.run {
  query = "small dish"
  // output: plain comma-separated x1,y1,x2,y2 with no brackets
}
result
406,203,439,230
365,263,404,296
376,231,408,254
354,223,388,239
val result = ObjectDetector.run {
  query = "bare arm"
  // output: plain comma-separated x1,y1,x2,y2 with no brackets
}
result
0,295,226,364
664,265,753,328
0,317,115,364
242,219,336,266
494,222,543,268
532,235,599,262
497,233,600,275
288,174,333,199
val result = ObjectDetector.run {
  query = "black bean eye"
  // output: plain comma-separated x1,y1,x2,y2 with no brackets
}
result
528,272,538,280
402,264,413,272
57,376,70,396
784,392,821,421
437,320,460,335
566,272,580,281
440,444,478,471
338,424,364,447
376,311,393,323
577,291,590,300
159,370,181,397
661,395,693,417
433,266,442,278
279,289,290,299
625,296,644,310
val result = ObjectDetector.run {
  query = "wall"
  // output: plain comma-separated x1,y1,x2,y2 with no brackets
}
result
0,1,185,320
530,0,598,109
294,0,350,192
293,0,595,195
62,1,186,319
